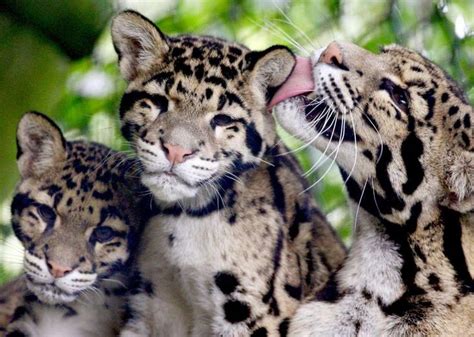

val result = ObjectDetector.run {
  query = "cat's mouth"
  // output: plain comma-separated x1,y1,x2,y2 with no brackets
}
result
141,171,200,203
302,96,330,123
27,280,78,304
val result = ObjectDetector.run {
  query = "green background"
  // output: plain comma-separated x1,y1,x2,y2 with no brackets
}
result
0,0,472,283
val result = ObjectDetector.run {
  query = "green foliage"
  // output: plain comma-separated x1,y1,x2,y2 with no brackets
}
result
0,0,473,283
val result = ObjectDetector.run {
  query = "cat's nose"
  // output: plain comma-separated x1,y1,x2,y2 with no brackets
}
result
47,260,72,279
319,41,345,69
162,143,194,165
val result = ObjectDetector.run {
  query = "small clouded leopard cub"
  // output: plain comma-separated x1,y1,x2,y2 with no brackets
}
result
274,42,473,335
6,112,148,337
112,10,346,336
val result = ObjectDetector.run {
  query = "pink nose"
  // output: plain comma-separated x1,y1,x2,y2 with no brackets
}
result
162,143,193,165
319,41,344,67
47,260,72,279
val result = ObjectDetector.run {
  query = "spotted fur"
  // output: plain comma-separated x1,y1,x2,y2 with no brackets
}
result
274,43,473,336
0,278,25,336
111,11,346,336
6,112,148,337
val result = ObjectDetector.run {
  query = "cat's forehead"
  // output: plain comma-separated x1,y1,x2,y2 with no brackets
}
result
143,35,250,89
134,35,254,114
168,35,249,69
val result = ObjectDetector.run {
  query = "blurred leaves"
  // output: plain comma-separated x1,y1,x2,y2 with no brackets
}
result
0,0,114,59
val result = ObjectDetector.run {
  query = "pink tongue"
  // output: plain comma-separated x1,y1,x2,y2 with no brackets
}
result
268,56,314,110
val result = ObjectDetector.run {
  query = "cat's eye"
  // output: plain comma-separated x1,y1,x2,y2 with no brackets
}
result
380,78,409,113
140,100,151,109
211,114,233,128
92,226,115,243
37,205,56,226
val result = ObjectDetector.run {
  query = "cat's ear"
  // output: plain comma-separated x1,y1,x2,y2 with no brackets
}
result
111,10,169,82
245,45,296,103
16,112,67,179
442,149,473,212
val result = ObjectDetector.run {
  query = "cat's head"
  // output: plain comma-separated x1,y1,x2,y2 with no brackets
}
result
112,10,295,203
12,112,139,304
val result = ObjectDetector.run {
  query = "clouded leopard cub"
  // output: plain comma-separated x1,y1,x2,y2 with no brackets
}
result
6,112,148,337
112,10,346,337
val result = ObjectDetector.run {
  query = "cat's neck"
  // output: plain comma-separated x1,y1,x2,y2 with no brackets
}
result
340,197,471,306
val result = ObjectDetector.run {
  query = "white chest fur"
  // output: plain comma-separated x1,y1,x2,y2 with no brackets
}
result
139,212,238,311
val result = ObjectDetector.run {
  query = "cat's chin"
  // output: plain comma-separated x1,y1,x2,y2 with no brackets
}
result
142,172,199,203
27,282,77,304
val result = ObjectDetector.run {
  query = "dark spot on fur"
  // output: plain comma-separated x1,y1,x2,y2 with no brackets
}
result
191,47,204,60
279,318,289,337
441,92,449,103
205,76,227,88
62,305,78,318
461,132,470,147
194,64,205,82
463,114,471,128
315,273,342,303
262,229,284,316
171,47,186,58
176,80,187,94
215,272,239,295
441,208,473,294
218,94,227,110
205,88,213,99
406,202,422,233
11,306,28,322
224,300,250,323
245,123,263,156
401,133,424,195
143,279,154,295
428,273,442,291
362,104,379,130
354,320,361,333
225,91,244,108
229,46,242,56
251,327,268,337
209,57,220,66
413,244,427,263
375,145,405,211
174,58,193,76
448,106,459,116
284,283,302,300
362,150,373,160
453,119,461,129
228,213,237,224
221,64,238,80
362,289,372,300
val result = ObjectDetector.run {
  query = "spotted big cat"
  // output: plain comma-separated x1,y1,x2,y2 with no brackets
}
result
111,10,346,337
6,112,149,337
273,42,473,336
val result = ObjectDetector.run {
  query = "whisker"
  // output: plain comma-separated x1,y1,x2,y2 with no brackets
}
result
354,177,369,230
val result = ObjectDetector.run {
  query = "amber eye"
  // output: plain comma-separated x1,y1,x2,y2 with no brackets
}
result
211,114,233,128
92,226,115,243
380,78,409,113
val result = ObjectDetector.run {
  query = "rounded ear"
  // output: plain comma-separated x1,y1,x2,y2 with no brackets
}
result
111,10,169,82
16,111,67,179
245,45,296,103
442,150,473,212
